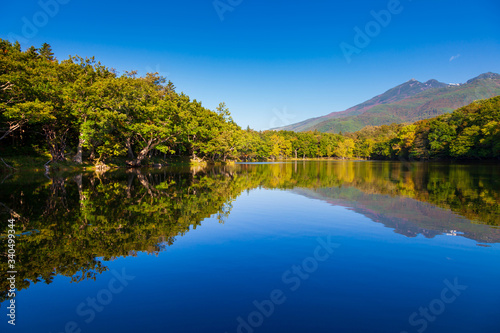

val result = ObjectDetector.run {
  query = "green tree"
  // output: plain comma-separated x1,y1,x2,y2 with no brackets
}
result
39,43,55,61
427,117,456,157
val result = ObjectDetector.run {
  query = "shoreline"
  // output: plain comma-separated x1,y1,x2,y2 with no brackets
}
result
1,156,499,174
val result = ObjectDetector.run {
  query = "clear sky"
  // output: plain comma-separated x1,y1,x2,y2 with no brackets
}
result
1,0,499,130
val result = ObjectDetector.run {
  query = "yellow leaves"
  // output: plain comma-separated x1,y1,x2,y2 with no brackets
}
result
269,133,292,159
398,124,417,149
334,138,355,159
480,121,500,137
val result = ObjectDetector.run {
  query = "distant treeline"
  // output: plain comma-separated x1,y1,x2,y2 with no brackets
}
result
1,39,499,165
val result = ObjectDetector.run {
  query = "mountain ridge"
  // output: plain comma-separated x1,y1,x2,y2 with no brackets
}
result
276,72,500,133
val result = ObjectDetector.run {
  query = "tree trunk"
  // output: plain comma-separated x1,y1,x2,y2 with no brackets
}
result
44,127,68,162
44,176,68,216
73,174,87,215
128,148,149,167
126,136,174,167
73,134,84,164
126,137,135,159
127,139,154,167
126,173,135,198
74,174,83,200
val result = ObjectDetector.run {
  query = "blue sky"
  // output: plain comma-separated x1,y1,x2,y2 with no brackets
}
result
1,0,499,130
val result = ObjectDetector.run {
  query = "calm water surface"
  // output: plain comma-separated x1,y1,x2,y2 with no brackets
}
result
1,161,499,333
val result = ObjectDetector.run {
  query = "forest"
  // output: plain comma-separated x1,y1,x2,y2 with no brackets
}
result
1,39,499,167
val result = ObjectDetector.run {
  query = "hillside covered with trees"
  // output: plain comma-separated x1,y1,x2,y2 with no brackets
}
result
276,73,500,133
1,39,499,166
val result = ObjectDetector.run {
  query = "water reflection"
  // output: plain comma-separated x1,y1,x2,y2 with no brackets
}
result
1,161,499,304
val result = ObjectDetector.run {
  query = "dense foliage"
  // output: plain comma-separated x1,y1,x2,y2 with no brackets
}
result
1,39,499,164
0,39,242,165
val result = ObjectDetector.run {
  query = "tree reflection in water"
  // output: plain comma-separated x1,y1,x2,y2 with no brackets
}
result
1,161,499,303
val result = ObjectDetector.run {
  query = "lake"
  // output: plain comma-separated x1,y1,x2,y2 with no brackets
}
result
1,161,499,333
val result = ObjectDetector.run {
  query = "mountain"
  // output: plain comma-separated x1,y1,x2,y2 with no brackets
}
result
293,187,500,244
277,72,500,133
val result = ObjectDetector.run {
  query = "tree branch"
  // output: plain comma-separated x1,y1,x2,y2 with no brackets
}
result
0,81,13,92
0,201,28,223
0,158,15,170
0,120,25,141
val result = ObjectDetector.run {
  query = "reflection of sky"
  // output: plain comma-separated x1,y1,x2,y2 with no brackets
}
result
6,188,500,333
